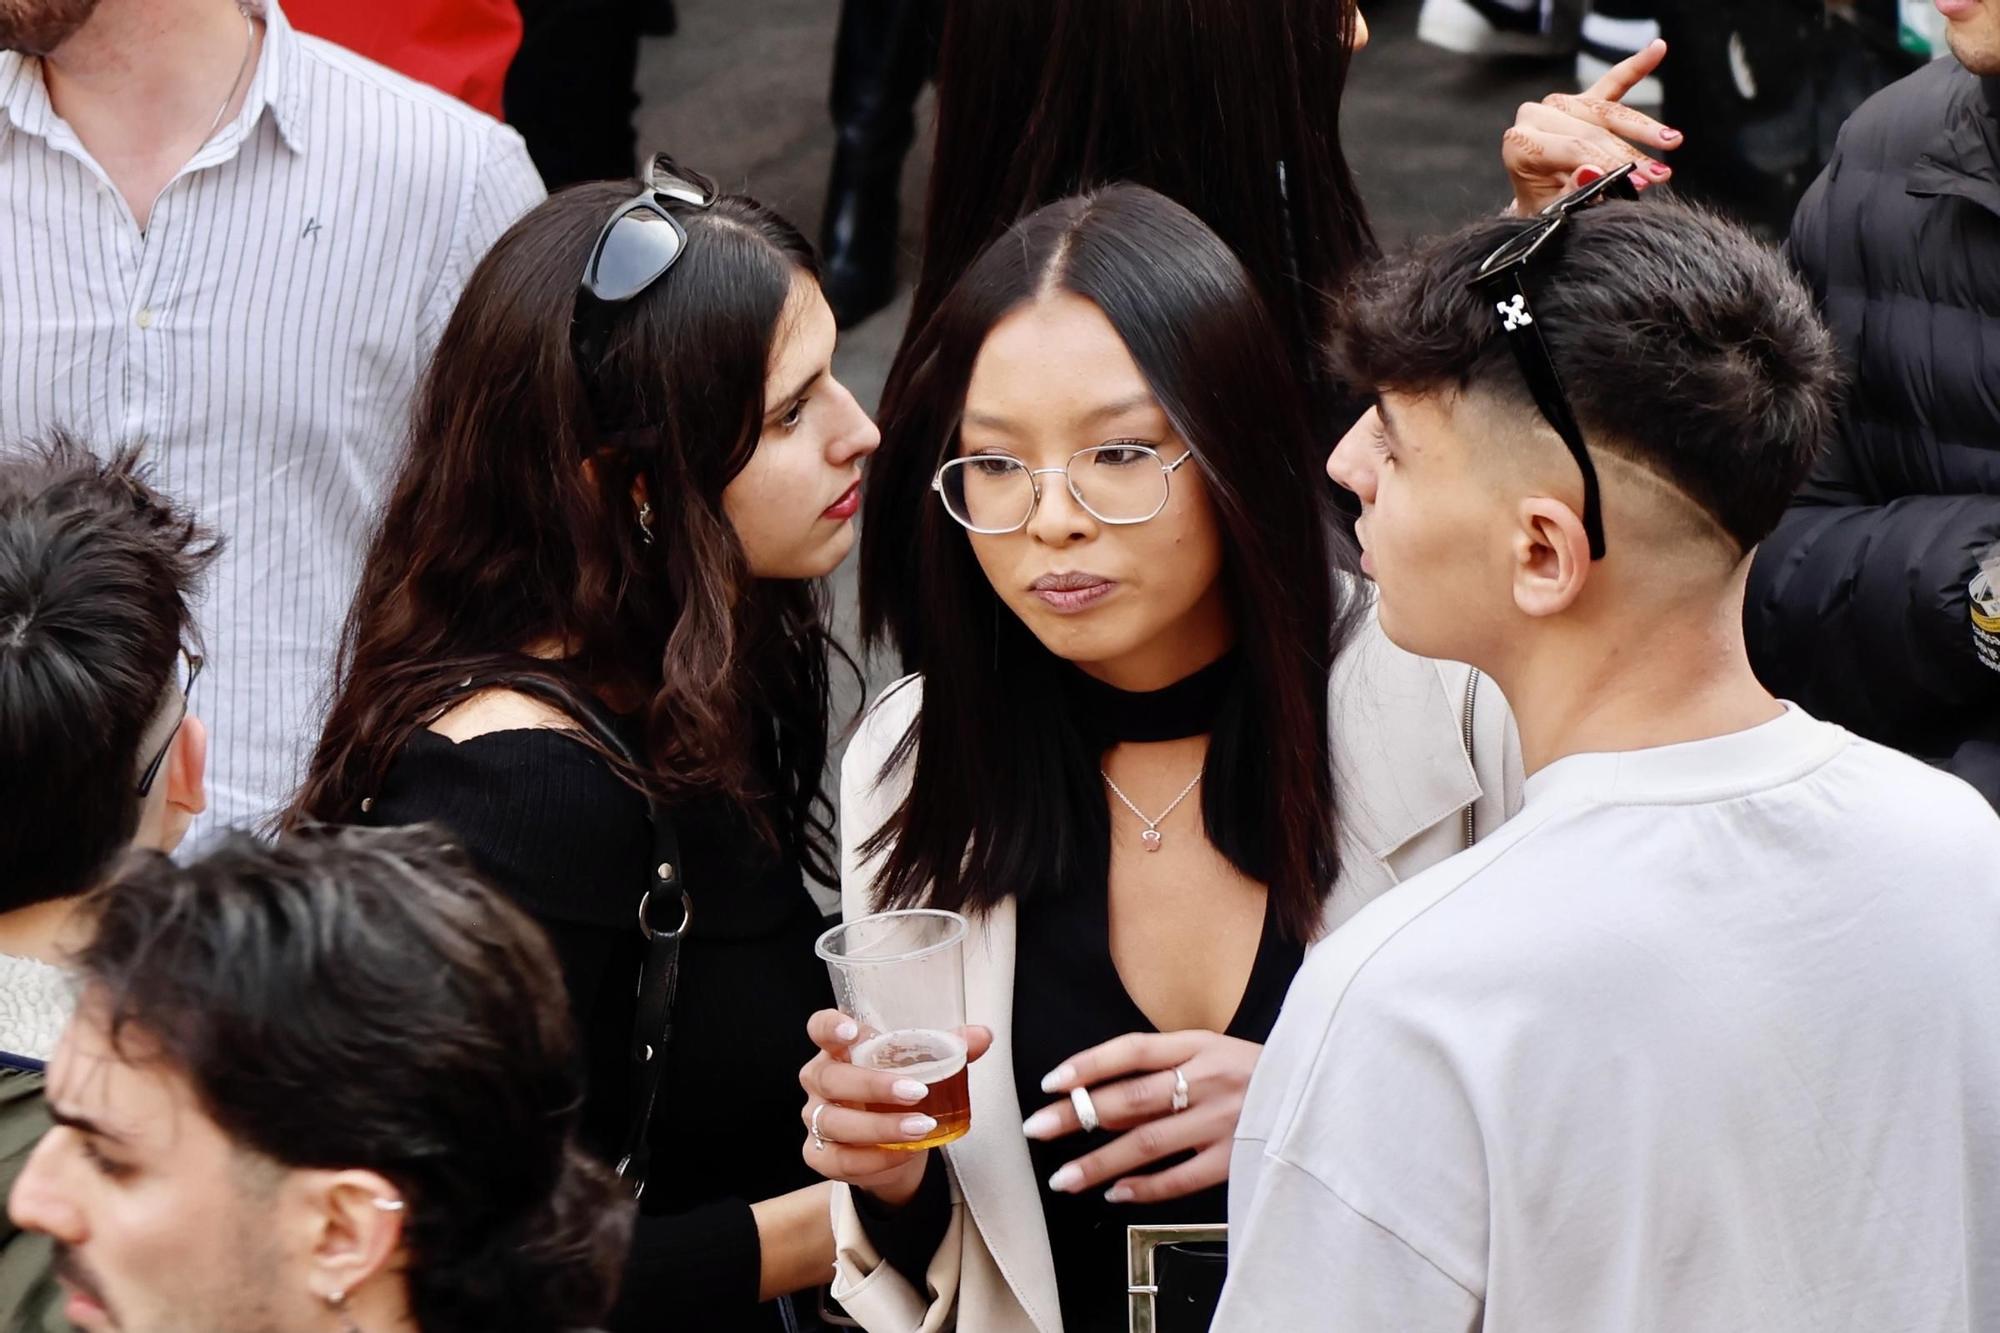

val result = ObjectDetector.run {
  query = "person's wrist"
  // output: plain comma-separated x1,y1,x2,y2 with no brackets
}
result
861,1152,931,1209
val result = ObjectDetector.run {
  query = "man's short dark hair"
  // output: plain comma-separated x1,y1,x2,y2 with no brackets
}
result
1332,197,1839,552
0,432,218,908
75,825,632,1333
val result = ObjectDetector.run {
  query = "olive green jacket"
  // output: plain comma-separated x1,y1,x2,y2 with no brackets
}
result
0,1062,66,1332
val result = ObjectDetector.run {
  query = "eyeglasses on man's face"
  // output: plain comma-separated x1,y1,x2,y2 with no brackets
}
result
136,647,203,798
932,443,1196,536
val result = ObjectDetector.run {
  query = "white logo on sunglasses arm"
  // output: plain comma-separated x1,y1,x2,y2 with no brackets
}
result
1497,295,1534,331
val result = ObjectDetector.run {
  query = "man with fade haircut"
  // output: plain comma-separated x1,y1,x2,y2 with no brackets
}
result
0,432,216,1329
1215,188,2000,1331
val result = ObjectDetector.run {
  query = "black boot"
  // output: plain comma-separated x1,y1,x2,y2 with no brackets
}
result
820,0,937,328
638,0,676,37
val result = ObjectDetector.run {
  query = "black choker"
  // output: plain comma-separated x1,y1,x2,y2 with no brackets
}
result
1061,653,1237,745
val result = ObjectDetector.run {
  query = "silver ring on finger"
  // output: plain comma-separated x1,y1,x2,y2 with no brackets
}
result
1170,1065,1190,1115
1071,1085,1101,1133
811,1102,832,1152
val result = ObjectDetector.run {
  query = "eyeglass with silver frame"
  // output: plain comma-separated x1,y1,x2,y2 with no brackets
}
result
932,443,1196,535
135,647,204,798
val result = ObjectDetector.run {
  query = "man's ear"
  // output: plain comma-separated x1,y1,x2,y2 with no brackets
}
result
297,1170,407,1311
1511,496,1593,619
146,715,209,854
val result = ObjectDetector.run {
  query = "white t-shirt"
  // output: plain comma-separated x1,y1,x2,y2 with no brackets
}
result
1217,707,2000,1333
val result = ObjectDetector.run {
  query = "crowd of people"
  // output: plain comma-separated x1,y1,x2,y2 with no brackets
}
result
0,1,1997,1332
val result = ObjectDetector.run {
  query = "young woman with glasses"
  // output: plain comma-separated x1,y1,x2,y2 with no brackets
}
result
796,186,1523,1333
857,0,1682,672
290,159,878,1333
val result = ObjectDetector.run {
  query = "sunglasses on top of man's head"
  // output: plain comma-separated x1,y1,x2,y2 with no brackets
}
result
572,154,717,368
1469,160,1641,561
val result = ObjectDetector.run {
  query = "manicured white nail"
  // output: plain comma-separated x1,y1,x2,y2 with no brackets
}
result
1040,1064,1076,1094
1048,1164,1083,1193
1021,1108,1060,1139
893,1079,929,1103
900,1115,937,1138
835,1019,859,1043
1104,1185,1134,1204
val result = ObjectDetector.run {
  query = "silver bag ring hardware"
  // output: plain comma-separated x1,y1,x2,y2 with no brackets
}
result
638,888,693,941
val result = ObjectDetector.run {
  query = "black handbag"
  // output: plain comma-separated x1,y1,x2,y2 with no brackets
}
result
423,673,846,1330
427,672,689,1199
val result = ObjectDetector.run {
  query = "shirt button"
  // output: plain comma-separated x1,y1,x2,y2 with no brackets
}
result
134,307,155,329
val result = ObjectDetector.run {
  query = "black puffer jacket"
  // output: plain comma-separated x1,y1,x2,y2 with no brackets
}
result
1746,59,2000,807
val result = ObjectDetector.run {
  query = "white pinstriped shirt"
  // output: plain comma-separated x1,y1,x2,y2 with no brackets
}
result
0,0,544,837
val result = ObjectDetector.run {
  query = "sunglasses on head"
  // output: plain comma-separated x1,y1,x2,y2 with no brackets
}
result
1470,161,1640,561
572,155,716,366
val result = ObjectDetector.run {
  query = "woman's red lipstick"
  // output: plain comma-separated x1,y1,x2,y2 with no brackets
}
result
822,482,861,521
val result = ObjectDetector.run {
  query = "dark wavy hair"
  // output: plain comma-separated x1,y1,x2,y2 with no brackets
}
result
865,186,1361,945
861,0,1376,663
1332,197,1838,552
0,431,218,908
290,163,845,881
74,826,632,1333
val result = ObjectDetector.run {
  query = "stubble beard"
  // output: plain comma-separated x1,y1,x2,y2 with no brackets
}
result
0,0,101,56
1947,5,2000,76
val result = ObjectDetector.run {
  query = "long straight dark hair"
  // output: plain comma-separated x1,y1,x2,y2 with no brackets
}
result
867,186,1362,945
291,168,845,882
860,0,1376,663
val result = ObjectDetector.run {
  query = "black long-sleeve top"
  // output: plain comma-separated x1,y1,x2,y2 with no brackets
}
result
365,726,833,1332
856,655,1304,1332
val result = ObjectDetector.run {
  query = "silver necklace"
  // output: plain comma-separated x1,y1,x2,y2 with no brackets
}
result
1102,769,1202,853
201,7,257,146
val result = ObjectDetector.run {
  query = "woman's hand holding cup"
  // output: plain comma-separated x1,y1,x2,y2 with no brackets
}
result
799,1008,993,1207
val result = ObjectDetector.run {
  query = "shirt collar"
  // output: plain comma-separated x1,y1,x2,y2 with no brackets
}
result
0,48,56,146
0,0,309,155
1523,704,1849,810
1909,60,2000,222
242,0,309,155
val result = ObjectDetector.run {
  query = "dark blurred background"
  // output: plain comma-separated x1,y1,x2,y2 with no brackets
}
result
628,0,1934,414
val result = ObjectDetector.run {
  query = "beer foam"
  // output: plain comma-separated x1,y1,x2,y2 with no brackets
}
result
853,1028,968,1084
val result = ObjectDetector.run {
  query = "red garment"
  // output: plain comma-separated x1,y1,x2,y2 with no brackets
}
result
286,0,522,118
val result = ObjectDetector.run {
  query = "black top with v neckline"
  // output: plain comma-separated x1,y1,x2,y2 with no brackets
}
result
853,652,1304,1333
1011,852,1301,1333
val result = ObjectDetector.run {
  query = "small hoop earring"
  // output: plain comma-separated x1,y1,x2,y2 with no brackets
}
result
637,500,656,545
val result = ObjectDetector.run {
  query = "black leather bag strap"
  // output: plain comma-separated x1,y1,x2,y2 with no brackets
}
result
616,803,688,1200
432,672,688,1200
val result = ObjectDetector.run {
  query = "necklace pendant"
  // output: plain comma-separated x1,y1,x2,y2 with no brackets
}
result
1141,829,1163,852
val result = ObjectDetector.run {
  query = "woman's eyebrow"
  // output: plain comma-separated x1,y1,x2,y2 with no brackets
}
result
965,394,1160,435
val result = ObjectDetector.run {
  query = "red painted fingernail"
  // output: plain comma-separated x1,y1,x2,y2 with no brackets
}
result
1575,165,1605,186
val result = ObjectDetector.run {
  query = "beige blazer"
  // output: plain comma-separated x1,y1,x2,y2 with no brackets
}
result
827,610,1524,1333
